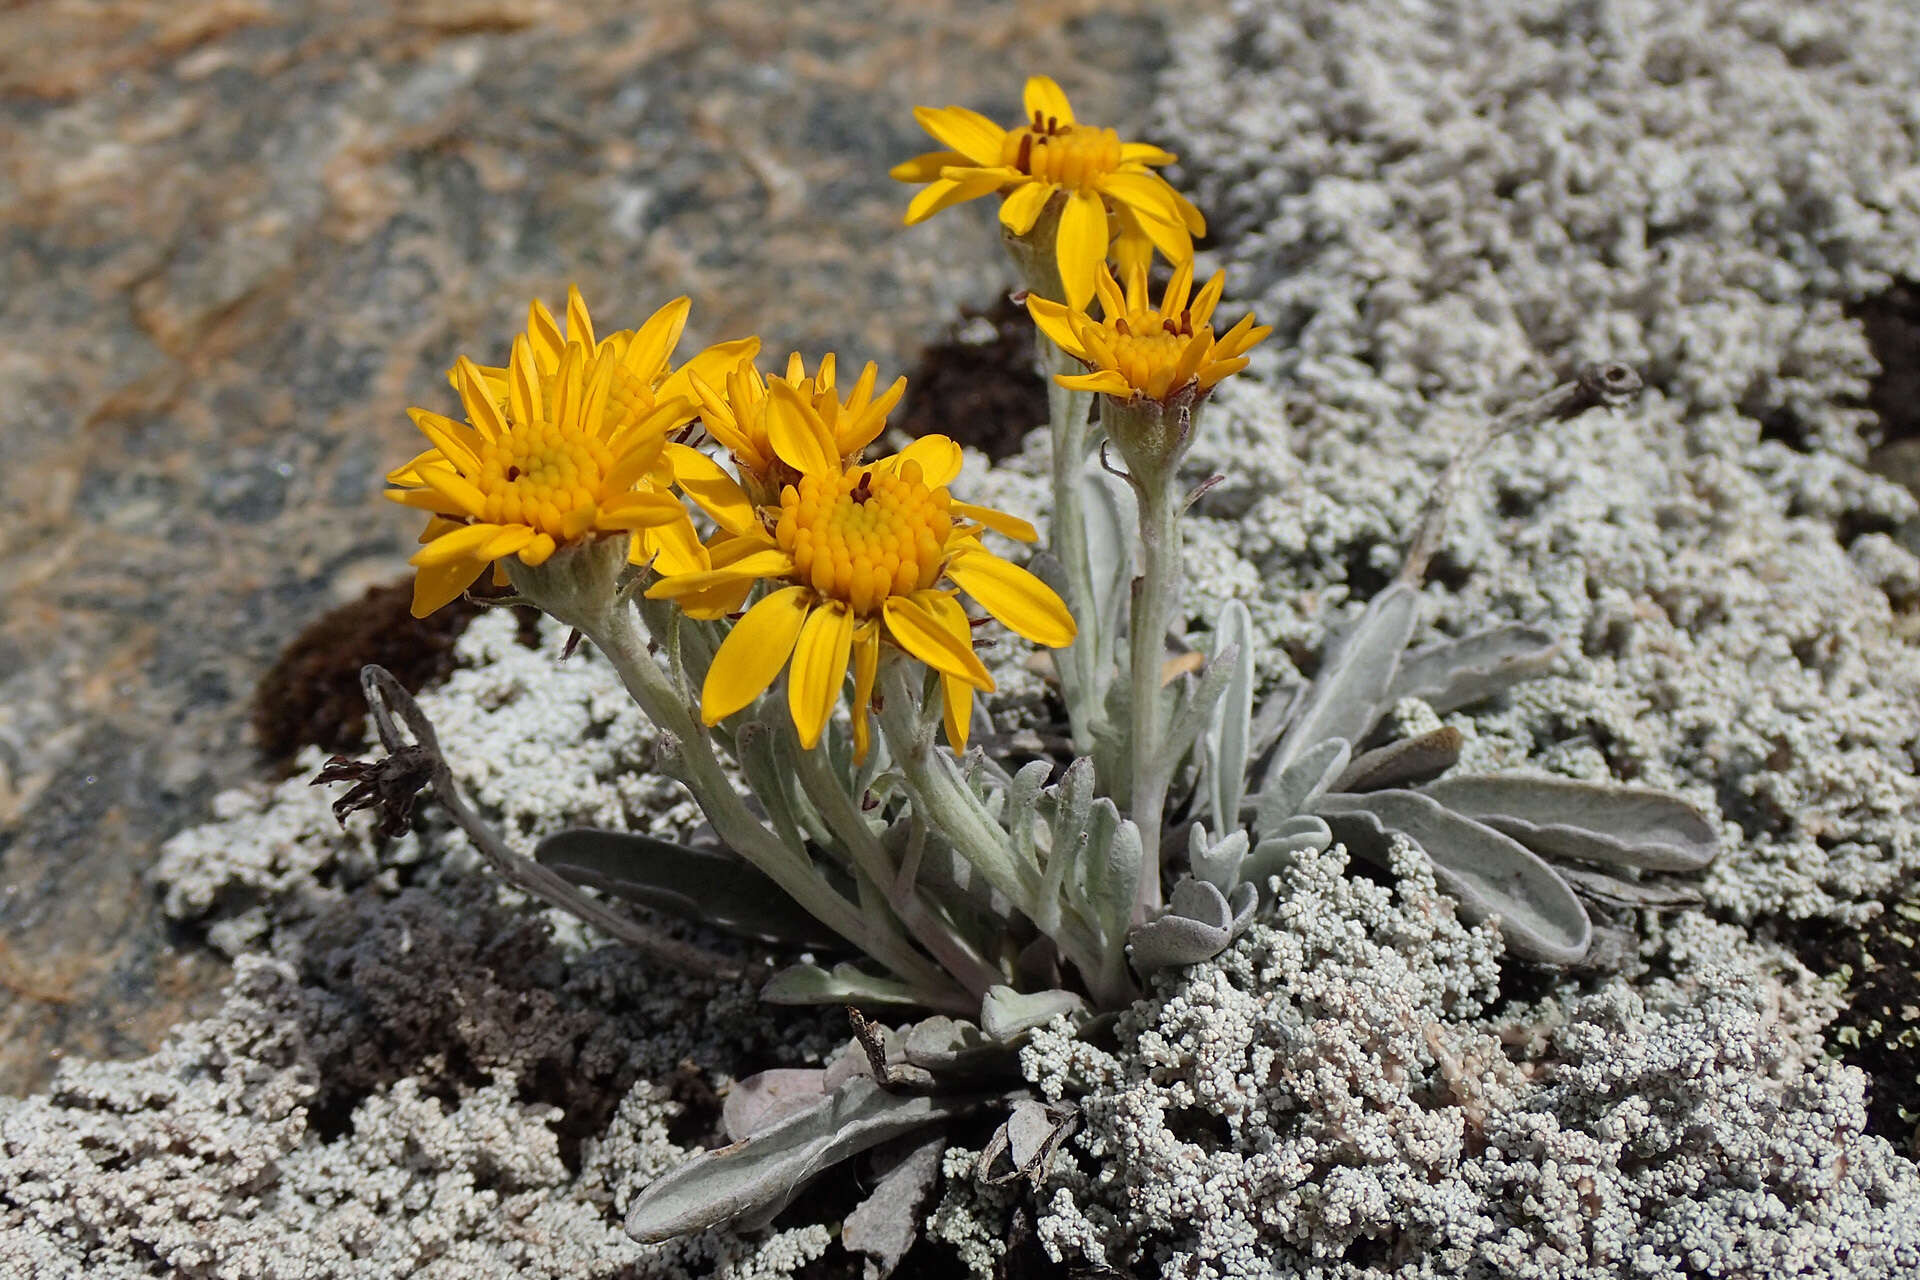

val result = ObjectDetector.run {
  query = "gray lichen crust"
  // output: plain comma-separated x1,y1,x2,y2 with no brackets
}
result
978,839,1920,1278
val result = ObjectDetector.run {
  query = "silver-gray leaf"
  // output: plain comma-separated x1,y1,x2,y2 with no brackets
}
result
1422,775,1720,871
1317,790,1593,966
626,1077,978,1243
1386,624,1559,714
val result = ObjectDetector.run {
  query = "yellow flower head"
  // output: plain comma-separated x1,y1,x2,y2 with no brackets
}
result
388,289,756,616
891,75,1204,309
687,351,906,505
1026,260,1272,405
646,383,1074,759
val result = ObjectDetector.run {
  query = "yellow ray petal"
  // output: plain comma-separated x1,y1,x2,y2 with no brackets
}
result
945,549,1076,647
905,171,1009,226
1054,188,1110,309
1097,171,1186,232
890,148,969,183
881,434,962,487
454,356,509,442
656,336,761,407
700,585,814,724
417,463,489,518
1190,270,1227,327
640,514,710,575
411,558,488,618
565,284,597,350
788,599,855,749
882,593,994,690
850,624,880,764
508,335,543,431
551,340,586,435
1022,75,1075,128
998,180,1055,236
840,375,908,456
406,409,482,475
766,381,836,476
1024,295,1086,361
597,490,687,531
926,593,978,754
625,295,693,385
664,442,759,535
911,104,1007,166
1055,370,1133,397
644,550,794,599
1161,259,1196,319
518,532,558,567
1119,142,1177,166
951,500,1037,542
411,521,509,568
479,525,537,560
527,298,565,370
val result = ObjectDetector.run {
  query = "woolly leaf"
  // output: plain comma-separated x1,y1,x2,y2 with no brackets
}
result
1190,825,1250,893
761,962,930,1007
1268,583,1419,778
1205,601,1258,833
1422,775,1720,871
1127,878,1257,972
1243,815,1333,892
723,1069,827,1143
1387,624,1559,714
536,830,841,947
1158,638,1240,784
1255,737,1351,833
901,1017,1015,1075
979,986,1087,1041
626,1077,979,1242
1317,790,1592,965
1070,799,1142,950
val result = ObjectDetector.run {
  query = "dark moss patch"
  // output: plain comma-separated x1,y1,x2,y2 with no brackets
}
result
898,294,1049,461
1792,882,1920,1152
250,579,535,770
1852,279,1920,446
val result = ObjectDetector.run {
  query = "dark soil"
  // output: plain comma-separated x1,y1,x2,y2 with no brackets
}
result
898,293,1051,461
1853,279,1920,445
1791,885,1920,1154
250,579,536,769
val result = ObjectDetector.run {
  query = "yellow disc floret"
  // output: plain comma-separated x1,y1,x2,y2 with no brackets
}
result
777,463,953,615
1001,115,1124,191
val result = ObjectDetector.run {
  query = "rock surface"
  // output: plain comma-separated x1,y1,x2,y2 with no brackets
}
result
0,0,1183,1094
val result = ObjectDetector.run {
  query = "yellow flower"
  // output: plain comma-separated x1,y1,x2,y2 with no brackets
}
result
388,289,755,617
686,351,906,505
891,75,1204,309
646,384,1074,758
1026,260,1272,404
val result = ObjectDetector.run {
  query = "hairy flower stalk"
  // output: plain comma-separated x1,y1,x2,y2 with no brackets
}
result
1030,260,1270,920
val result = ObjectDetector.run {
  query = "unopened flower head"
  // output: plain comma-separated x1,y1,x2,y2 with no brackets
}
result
1027,260,1271,406
891,75,1203,308
688,351,906,506
388,289,756,616
648,382,1074,758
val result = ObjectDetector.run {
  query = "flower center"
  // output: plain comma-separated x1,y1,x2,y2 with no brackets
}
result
1002,115,1122,191
1107,311,1203,401
775,462,953,616
477,389,618,538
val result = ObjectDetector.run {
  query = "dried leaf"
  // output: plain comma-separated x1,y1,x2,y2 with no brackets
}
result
1332,726,1465,793
843,1134,945,1279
